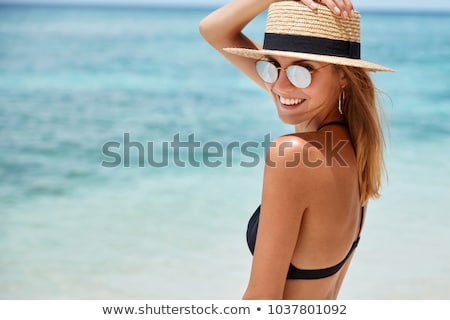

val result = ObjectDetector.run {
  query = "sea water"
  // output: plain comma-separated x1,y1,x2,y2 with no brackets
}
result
0,5,449,299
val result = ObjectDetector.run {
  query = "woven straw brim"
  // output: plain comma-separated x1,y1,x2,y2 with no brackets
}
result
223,47,395,72
223,2,394,72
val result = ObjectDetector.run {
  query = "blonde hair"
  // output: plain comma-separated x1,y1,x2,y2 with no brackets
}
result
340,66,387,206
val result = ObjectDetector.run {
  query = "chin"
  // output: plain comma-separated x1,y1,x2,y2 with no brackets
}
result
275,106,304,124
277,113,303,126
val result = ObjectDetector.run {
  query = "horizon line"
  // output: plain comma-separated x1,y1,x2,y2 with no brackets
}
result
1,1,450,14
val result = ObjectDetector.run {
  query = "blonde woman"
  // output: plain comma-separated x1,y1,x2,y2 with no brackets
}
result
199,0,394,299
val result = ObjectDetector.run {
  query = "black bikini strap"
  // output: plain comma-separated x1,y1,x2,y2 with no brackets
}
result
317,121,347,131
286,237,360,280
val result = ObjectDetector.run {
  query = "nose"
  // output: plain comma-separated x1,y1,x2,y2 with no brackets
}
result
273,68,296,93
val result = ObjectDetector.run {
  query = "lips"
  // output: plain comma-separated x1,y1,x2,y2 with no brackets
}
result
279,96,306,109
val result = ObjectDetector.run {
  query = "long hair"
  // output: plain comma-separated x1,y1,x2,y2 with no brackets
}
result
340,66,387,206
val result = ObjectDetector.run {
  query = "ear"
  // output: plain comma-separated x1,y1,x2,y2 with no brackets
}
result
337,68,349,89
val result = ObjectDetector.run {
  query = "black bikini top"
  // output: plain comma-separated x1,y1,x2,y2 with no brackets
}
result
246,121,364,280
246,205,364,280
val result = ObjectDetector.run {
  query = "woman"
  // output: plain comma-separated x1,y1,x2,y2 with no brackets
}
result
199,0,394,299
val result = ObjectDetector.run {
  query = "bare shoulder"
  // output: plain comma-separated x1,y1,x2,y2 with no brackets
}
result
262,134,328,209
265,134,325,174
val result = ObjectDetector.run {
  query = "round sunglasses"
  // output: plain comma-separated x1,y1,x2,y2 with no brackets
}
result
255,60,330,89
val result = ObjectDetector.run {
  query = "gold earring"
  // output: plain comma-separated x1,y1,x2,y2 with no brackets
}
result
338,91,345,115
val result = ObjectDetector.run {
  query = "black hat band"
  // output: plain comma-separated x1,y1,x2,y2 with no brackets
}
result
263,33,361,60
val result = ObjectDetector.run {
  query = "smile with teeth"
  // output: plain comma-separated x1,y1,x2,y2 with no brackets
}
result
280,96,305,106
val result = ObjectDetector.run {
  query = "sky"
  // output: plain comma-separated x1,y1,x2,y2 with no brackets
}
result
1,0,450,11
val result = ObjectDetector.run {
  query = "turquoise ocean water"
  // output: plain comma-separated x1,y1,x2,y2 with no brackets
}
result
1,5,449,299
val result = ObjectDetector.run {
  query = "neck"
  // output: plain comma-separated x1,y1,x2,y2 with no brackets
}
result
294,113,345,133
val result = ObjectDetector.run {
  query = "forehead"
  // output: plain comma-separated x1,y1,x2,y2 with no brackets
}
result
264,55,328,66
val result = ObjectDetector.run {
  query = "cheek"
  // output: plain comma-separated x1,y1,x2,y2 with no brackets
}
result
268,86,279,103
309,76,340,102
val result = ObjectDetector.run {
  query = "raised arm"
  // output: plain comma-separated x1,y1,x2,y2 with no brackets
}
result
199,0,276,90
198,0,354,89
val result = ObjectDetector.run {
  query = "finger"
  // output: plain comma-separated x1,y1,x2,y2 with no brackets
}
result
332,0,351,17
340,0,355,17
301,0,319,10
320,0,342,16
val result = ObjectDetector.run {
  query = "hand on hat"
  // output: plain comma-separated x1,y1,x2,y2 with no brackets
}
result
298,0,355,18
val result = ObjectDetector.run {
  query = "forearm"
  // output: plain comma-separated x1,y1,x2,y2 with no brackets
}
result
199,0,275,50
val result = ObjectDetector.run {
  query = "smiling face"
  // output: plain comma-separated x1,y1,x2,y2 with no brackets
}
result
261,56,347,131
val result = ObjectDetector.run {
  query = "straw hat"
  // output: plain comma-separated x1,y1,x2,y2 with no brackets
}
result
224,1,394,72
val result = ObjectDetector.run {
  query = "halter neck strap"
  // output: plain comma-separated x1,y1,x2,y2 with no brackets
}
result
317,121,348,131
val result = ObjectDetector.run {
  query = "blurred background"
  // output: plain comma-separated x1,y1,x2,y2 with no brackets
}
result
1,0,449,299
